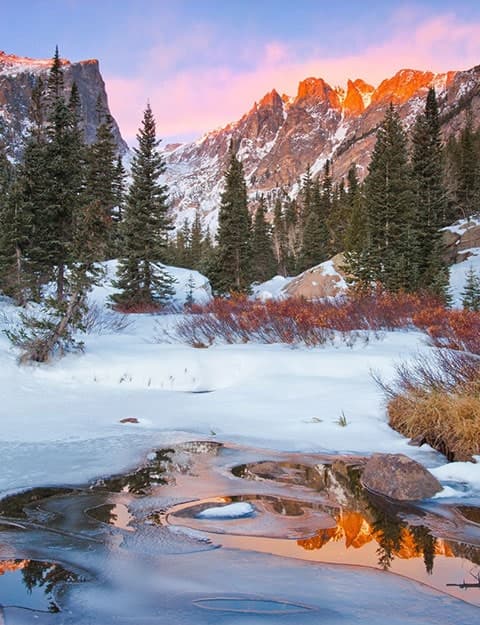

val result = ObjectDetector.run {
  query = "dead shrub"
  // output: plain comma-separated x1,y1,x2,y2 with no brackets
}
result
388,386,480,462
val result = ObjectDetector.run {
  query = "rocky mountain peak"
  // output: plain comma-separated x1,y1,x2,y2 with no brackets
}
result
343,79,366,116
162,63,480,231
258,88,283,110
371,68,442,105
295,76,341,109
0,50,127,159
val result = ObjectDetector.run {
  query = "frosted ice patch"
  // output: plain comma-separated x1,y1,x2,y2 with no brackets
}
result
196,502,255,519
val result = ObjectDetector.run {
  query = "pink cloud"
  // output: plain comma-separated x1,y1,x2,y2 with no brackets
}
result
105,13,480,144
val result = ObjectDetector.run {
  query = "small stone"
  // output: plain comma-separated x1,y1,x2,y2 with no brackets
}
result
120,417,139,424
361,453,442,501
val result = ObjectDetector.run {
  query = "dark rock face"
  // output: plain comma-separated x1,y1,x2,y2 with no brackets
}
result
361,453,442,501
163,64,480,228
0,51,127,159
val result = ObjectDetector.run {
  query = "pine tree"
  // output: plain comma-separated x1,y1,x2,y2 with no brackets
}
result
209,144,252,293
6,199,109,363
190,210,204,268
85,107,118,219
24,52,86,302
112,104,175,310
455,112,480,218
411,88,449,298
0,144,25,301
299,173,330,271
272,197,287,276
284,198,299,273
461,266,480,311
251,196,276,282
112,156,126,220
343,165,369,285
361,104,417,291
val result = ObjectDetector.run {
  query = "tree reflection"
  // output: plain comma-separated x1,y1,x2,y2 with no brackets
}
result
20,560,79,612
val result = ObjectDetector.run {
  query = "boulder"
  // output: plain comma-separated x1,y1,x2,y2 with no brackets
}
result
361,453,442,500
282,253,348,300
442,220,480,264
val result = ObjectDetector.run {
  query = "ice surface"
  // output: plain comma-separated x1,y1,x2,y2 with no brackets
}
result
196,502,255,519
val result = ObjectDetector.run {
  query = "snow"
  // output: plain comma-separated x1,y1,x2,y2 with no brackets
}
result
0,262,479,502
449,247,480,306
196,502,255,519
443,215,480,236
251,275,293,300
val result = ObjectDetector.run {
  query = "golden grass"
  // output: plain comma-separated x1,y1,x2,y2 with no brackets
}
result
388,384,480,462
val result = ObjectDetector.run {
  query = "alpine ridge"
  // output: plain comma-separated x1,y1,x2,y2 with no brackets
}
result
163,64,480,228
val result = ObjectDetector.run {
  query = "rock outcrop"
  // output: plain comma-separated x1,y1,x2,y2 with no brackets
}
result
282,253,348,299
361,453,443,501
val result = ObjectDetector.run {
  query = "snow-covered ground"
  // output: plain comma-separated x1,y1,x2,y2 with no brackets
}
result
0,260,479,501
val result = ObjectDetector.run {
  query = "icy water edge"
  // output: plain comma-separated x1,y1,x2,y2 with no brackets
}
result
0,441,479,624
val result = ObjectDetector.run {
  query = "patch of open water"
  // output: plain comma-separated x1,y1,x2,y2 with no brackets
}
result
0,441,479,623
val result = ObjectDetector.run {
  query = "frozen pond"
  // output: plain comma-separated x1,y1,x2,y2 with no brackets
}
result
0,441,479,624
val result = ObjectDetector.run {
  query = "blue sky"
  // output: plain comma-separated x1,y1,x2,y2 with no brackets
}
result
2,1,480,143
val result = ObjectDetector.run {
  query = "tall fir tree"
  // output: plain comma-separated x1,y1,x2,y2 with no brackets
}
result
411,88,449,298
209,144,252,293
251,196,276,282
361,104,417,291
272,197,287,276
343,165,369,285
189,210,204,268
461,266,480,311
454,112,480,218
24,51,86,302
112,104,175,309
0,144,25,301
299,176,330,270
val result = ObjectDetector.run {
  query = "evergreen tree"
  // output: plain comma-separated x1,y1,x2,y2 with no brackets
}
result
284,198,299,273
85,107,117,219
360,104,417,291
299,177,330,270
454,112,480,218
112,156,126,220
411,88,449,298
251,196,276,282
343,165,369,285
190,210,204,268
25,53,86,302
272,197,287,276
0,145,27,302
461,266,480,311
209,145,252,293
112,104,175,310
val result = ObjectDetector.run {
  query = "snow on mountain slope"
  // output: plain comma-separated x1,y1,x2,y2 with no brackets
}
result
162,64,480,229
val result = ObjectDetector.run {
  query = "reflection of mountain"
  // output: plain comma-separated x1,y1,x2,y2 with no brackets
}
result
298,511,453,563
0,559,28,574
294,462,480,575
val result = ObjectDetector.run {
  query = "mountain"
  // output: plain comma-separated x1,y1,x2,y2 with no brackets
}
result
0,51,127,159
162,64,480,228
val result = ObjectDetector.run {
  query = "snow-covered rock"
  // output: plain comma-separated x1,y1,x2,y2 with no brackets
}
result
196,502,255,519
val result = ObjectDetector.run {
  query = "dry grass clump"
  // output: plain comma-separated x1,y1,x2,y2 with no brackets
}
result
381,351,480,462
388,385,480,462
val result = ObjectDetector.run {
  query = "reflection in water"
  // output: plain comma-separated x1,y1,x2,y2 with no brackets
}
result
91,448,175,494
0,488,73,519
0,559,80,612
186,457,480,606
0,442,479,616
87,503,135,531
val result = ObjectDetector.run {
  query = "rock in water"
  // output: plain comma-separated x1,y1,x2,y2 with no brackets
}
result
361,453,442,500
